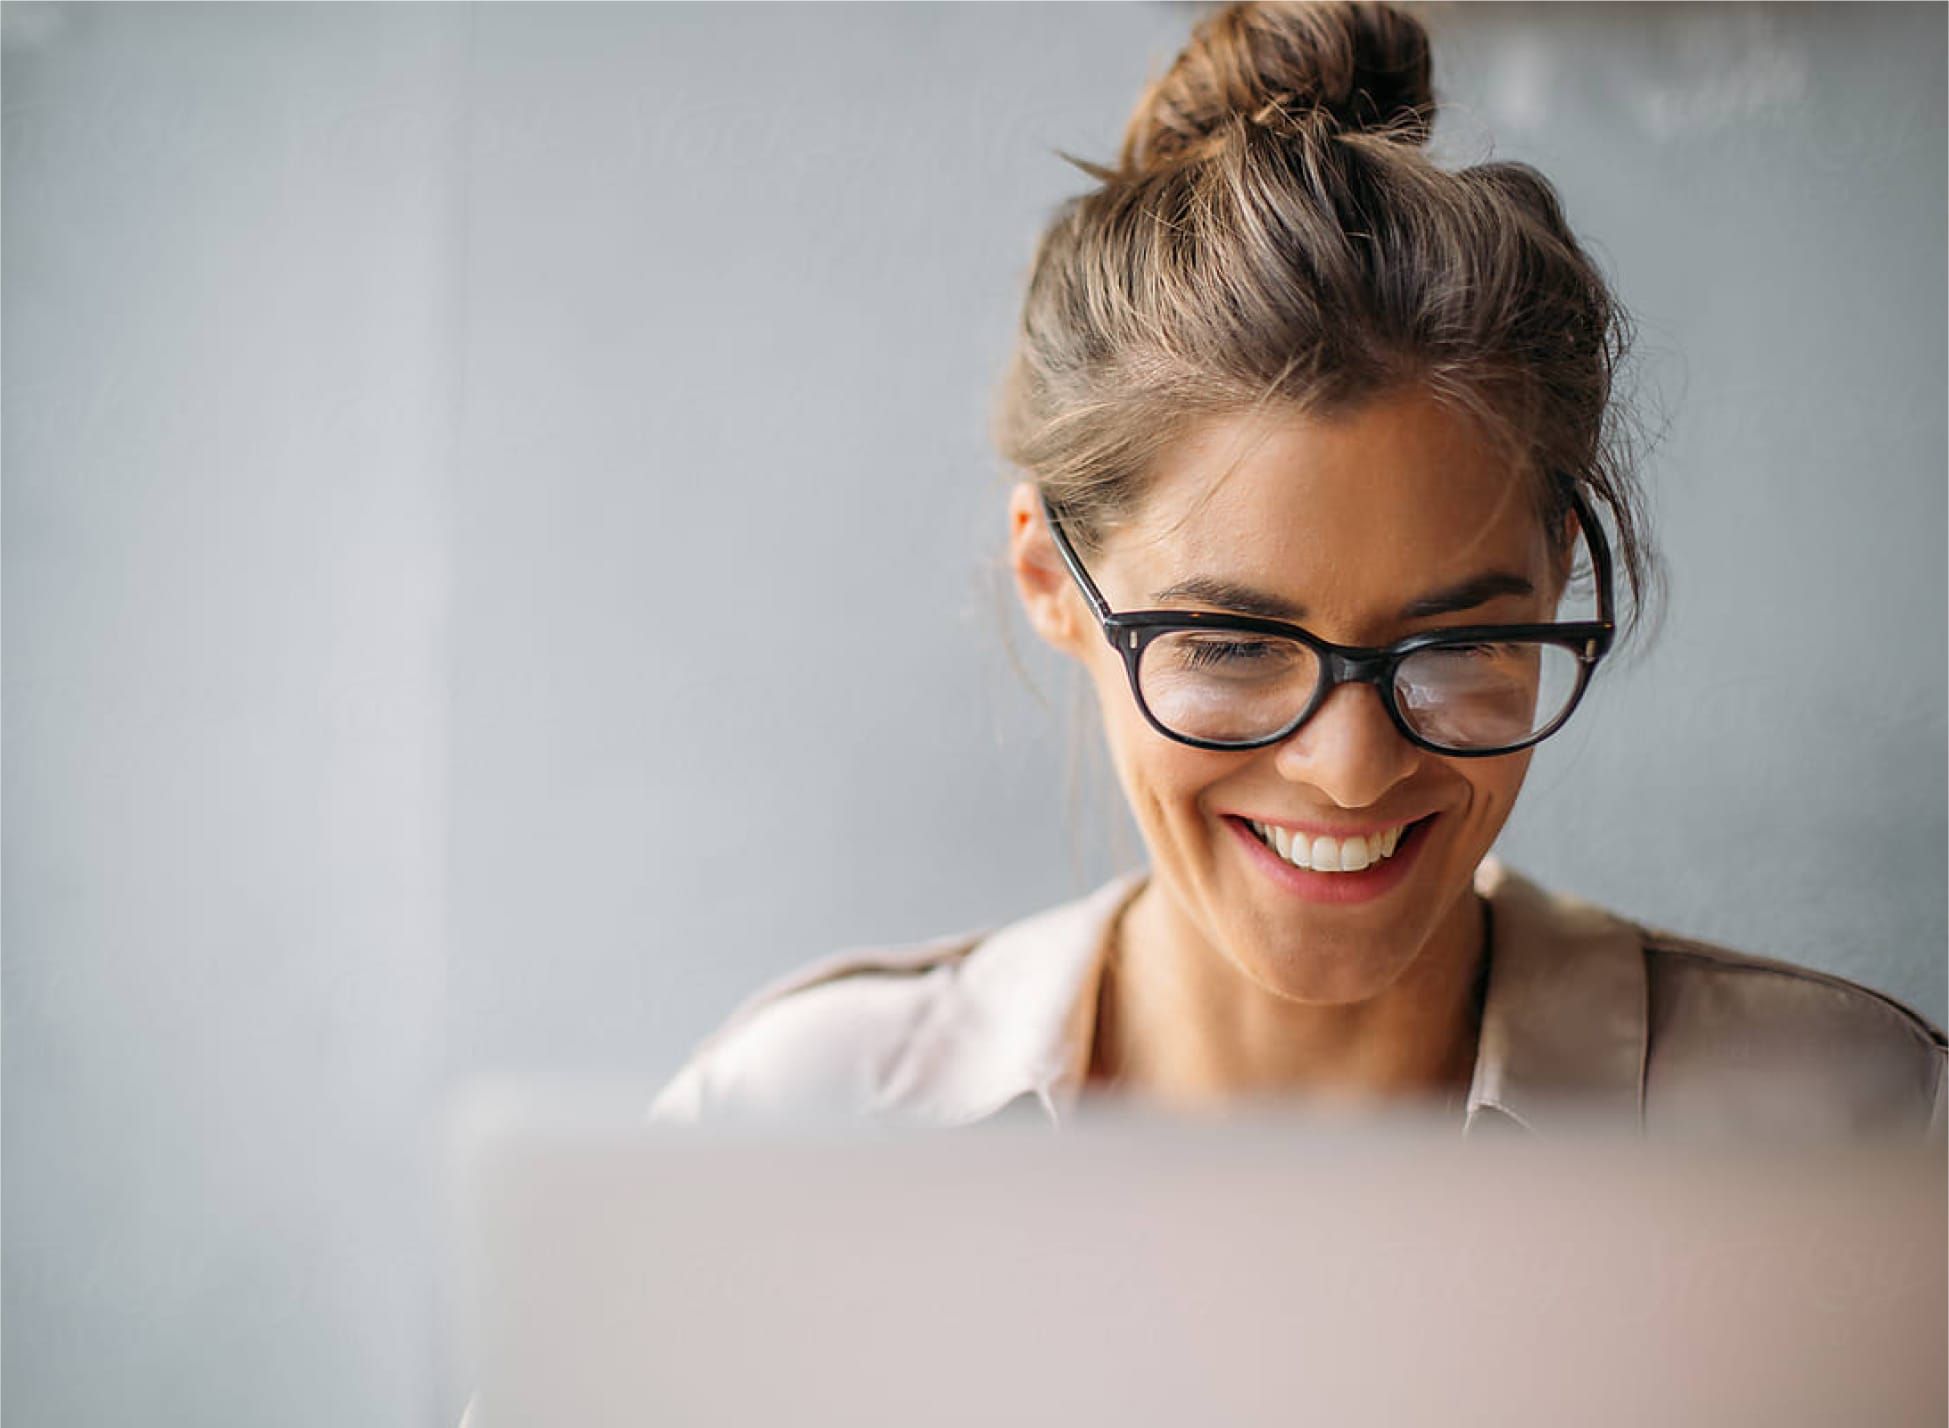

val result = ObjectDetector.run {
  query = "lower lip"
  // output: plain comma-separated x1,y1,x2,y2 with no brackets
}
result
1222,814,1436,905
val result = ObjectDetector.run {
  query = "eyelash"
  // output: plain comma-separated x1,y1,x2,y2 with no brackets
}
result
1180,639,1278,668
1173,637,1507,672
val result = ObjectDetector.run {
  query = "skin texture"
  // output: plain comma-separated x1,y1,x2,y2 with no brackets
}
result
1008,385,1571,1112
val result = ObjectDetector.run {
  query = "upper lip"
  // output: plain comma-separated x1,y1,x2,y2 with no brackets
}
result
1227,812,1435,839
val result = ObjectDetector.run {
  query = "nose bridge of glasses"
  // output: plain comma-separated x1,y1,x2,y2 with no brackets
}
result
1323,646,1395,690
1299,648,1424,755
1302,657,1403,734
1272,663,1419,795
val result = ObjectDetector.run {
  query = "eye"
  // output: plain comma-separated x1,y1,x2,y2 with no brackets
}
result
1178,637,1281,670
1164,636,1315,683
1410,641,1518,671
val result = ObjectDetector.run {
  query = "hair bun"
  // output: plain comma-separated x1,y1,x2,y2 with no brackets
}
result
1120,1,1435,173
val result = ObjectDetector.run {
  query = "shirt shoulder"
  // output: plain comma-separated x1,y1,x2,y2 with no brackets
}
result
646,927,985,1126
648,871,1146,1129
1637,926,1948,1140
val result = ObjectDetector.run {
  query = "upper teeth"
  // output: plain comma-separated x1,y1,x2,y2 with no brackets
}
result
1246,819,1414,873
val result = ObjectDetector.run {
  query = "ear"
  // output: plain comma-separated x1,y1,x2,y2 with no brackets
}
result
1550,505,1581,602
1006,481,1089,657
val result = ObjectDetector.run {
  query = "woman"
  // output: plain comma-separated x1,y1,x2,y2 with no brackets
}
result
651,0,1946,1139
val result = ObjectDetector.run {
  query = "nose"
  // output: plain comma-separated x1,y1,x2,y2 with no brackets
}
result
1269,679,1423,808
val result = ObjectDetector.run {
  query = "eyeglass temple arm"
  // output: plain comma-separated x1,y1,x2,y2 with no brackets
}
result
1037,490,1116,627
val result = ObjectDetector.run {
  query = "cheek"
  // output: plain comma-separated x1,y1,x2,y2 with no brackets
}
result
1105,718,1202,826
1084,657,1233,837
1458,752,1533,839
1131,749,1223,833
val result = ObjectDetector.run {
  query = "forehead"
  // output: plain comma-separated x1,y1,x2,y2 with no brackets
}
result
1113,389,1547,607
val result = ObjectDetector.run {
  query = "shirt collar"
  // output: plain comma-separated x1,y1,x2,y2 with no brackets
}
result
887,855,1648,1136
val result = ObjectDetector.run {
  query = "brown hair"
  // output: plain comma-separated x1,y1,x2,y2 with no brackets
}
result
993,0,1660,643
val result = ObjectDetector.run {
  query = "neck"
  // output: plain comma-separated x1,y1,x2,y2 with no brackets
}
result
1090,876,1490,1112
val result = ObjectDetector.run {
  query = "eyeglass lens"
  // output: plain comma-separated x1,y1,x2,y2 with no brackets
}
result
1136,632,1582,751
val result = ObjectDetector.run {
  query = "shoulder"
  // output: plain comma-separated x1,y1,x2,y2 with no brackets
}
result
648,871,1146,1129
1635,924,1948,1139
646,926,986,1127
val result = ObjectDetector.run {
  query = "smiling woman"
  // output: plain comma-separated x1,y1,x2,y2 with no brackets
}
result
1021,393,1579,1043
649,0,1946,1139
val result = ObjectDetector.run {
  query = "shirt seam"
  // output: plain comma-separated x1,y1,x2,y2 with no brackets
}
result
680,933,988,1067
1641,934,1947,1051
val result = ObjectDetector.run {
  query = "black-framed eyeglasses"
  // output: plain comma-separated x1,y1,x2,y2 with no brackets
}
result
1039,484,1616,757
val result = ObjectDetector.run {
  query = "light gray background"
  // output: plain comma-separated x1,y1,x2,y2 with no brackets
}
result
6,3,1944,1425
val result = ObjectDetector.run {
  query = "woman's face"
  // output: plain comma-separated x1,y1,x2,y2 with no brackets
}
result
1010,385,1570,1005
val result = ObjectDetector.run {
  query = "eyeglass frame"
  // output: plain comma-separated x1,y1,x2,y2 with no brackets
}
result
1037,481,1617,758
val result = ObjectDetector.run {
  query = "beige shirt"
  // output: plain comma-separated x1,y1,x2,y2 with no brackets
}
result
649,856,1948,1141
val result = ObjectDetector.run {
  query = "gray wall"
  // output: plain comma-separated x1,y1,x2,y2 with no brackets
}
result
6,3,1942,1425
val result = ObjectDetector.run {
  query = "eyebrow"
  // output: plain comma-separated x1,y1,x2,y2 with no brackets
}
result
1148,571,1537,622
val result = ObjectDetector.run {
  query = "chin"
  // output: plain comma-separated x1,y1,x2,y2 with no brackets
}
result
1227,926,1420,1006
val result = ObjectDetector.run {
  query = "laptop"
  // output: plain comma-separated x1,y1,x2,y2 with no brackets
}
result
449,1085,1946,1427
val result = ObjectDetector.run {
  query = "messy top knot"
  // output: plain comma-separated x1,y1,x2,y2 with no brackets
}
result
994,0,1660,648
1121,0,1435,174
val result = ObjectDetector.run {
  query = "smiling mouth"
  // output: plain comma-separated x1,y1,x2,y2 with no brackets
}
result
1235,814,1438,873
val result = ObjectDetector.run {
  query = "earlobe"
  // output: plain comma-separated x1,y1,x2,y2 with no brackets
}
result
1006,481,1083,655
